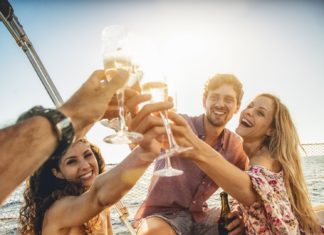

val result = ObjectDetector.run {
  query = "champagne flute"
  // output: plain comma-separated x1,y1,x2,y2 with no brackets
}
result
102,25,143,144
100,66,143,132
141,75,192,177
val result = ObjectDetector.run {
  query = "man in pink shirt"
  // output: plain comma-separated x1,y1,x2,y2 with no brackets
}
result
134,74,249,235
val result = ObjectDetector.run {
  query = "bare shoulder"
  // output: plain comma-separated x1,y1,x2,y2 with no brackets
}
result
48,195,79,214
43,196,78,227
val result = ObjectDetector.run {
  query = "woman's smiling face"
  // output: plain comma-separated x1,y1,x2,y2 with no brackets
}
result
236,95,275,143
52,141,99,189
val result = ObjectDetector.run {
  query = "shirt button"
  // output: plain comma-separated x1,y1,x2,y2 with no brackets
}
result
193,201,196,204
202,181,205,185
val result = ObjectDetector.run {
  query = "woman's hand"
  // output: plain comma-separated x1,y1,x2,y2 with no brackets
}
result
117,90,174,162
102,87,141,120
167,111,213,162
132,102,174,161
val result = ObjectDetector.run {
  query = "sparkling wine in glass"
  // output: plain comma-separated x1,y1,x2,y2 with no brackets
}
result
102,25,143,144
142,79,192,177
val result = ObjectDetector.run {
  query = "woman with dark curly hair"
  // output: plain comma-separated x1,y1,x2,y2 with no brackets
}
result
18,95,174,234
19,138,113,234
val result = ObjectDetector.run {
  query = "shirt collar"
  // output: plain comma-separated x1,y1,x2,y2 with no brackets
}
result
195,114,226,152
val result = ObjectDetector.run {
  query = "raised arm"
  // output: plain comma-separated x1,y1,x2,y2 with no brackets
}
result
169,112,257,206
45,100,172,229
0,70,127,204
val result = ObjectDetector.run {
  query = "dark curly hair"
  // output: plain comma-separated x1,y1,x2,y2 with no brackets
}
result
18,138,105,235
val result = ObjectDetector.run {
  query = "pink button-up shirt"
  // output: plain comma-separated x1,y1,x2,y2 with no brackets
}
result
134,114,248,225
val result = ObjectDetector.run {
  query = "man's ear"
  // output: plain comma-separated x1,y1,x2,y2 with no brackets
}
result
52,168,64,179
203,96,206,109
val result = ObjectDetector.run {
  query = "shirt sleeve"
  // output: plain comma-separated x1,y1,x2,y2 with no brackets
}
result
231,141,249,170
246,167,299,234
248,168,274,202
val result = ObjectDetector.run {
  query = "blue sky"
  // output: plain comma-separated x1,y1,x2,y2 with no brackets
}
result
1,0,324,163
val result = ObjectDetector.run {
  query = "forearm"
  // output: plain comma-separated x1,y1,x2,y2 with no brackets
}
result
94,147,152,207
0,116,57,204
195,145,257,206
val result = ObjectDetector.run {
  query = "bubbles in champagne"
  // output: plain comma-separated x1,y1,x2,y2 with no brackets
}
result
142,81,168,103
104,56,139,87
104,55,131,70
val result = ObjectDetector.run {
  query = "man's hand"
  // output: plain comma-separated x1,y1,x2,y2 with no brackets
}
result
59,69,128,138
130,100,173,162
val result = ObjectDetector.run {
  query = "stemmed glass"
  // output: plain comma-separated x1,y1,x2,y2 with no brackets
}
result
102,25,143,144
141,74,192,177
100,118,120,132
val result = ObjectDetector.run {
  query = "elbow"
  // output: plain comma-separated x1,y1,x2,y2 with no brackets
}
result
235,188,258,207
229,180,258,207
240,196,258,207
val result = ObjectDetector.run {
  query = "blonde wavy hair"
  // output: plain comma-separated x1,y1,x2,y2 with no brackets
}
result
259,93,321,234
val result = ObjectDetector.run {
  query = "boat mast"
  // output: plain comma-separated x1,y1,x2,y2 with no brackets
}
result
0,0,63,107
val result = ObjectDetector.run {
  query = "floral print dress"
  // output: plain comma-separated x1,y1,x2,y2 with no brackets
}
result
238,165,304,235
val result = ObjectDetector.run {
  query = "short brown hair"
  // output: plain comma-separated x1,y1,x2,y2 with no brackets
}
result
203,74,244,105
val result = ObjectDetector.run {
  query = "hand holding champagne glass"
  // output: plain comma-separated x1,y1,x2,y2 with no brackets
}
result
101,25,143,144
141,75,192,177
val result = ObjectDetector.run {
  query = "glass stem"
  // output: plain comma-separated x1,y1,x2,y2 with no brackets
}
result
159,111,178,149
117,89,128,132
165,155,173,169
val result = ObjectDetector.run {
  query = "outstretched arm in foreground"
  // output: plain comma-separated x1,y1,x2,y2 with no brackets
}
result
0,70,127,204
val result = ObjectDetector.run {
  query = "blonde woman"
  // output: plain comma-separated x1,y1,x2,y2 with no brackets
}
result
170,93,323,234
